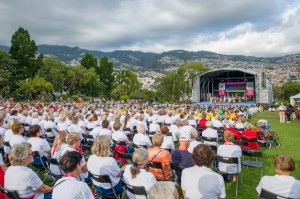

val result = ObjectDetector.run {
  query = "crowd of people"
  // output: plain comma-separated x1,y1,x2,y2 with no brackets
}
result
0,99,298,199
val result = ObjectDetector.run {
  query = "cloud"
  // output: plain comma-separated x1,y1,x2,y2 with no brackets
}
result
0,0,299,56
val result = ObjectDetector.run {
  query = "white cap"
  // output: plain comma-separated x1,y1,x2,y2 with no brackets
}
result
179,131,191,141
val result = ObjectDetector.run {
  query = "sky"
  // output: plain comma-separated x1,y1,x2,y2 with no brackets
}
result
0,0,300,57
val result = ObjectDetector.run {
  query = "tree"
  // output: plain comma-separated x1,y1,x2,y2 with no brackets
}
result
37,58,67,99
80,53,98,70
9,27,38,80
17,76,54,100
99,56,114,97
0,50,16,96
282,82,300,101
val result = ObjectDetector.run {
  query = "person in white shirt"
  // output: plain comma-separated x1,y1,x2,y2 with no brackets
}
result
188,115,197,128
149,120,160,133
181,144,226,199
212,115,224,128
256,155,300,198
122,148,157,199
27,124,51,157
3,118,18,155
60,133,89,182
44,115,57,137
68,116,84,140
169,119,181,143
9,122,27,148
202,121,218,146
57,114,68,133
0,117,6,138
187,128,202,153
112,122,130,144
5,142,53,199
217,131,242,180
161,125,175,150
164,112,174,126
133,123,152,147
19,110,27,124
87,135,123,197
50,132,68,176
99,120,113,145
31,112,40,126
179,119,193,139
278,103,286,123
53,151,94,199
25,111,33,125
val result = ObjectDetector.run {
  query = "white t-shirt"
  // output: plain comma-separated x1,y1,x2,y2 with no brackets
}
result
89,126,101,139
256,175,300,198
133,133,152,147
53,176,94,199
149,123,160,133
161,136,175,150
0,127,6,138
57,122,68,132
87,155,120,189
212,120,224,128
27,137,51,157
50,143,68,176
99,128,113,144
9,134,27,148
112,130,128,142
179,125,193,137
169,124,180,142
217,144,242,174
68,124,84,139
123,165,157,199
188,140,202,153
181,166,226,199
202,128,218,146
5,166,44,199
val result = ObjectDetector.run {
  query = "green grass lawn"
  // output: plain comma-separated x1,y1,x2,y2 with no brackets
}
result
225,111,300,198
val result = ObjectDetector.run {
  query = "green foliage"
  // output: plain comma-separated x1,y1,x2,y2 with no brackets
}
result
115,69,141,99
273,82,300,102
81,53,98,70
9,27,38,79
155,73,188,102
177,62,211,75
17,76,53,99
99,56,114,97
0,50,16,96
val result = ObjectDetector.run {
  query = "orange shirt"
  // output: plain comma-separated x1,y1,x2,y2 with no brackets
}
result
148,147,172,180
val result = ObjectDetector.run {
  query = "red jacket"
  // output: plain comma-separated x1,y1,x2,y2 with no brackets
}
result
241,130,260,150
224,128,241,140
198,118,208,127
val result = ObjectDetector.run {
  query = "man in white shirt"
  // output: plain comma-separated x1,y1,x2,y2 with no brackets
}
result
53,151,94,199
278,103,286,123
202,121,218,146
169,119,181,142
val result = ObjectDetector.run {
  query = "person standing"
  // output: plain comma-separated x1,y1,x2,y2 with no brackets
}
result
278,103,286,123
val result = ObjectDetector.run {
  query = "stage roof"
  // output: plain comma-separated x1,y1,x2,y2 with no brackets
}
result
198,68,257,79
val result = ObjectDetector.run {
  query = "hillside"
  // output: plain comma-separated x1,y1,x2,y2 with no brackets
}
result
1,44,299,84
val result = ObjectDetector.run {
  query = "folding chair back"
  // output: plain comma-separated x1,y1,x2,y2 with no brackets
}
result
202,136,218,143
89,172,121,199
0,185,20,199
116,152,132,164
241,150,263,185
44,157,64,185
121,179,148,198
113,140,127,146
260,188,295,199
171,163,184,184
133,143,148,149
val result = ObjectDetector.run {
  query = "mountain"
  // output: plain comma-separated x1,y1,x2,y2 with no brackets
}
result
0,44,299,85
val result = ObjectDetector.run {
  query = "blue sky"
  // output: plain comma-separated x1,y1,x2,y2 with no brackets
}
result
0,0,299,56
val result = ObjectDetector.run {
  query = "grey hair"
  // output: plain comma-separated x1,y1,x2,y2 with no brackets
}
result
149,181,178,199
32,112,38,118
137,123,145,134
174,119,181,125
9,142,32,166
190,128,198,139
205,121,213,128
59,114,66,121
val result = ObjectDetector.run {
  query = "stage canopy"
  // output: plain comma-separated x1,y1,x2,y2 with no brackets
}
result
190,68,273,104
290,93,300,106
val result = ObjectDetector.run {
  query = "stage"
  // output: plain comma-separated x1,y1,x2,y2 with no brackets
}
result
195,100,256,106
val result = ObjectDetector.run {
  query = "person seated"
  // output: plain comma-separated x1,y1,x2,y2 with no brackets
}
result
164,111,173,126
181,144,226,199
122,148,157,199
44,115,57,137
98,120,113,145
148,119,160,134
9,122,27,147
223,121,241,140
27,125,51,157
169,119,181,143
202,121,218,146
68,116,84,140
217,131,242,181
149,181,179,199
133,123,152,147
87,135,123,196
147,133,172,180
235,117,245,130
52,151,94,199
187,128,202,153
256,155,300,198
171,131,194,183
212,115,224,128
112,122,133,158
60,132,89,182
198,113,208,128
4,118,18,155
56,114,68,133
179,119,193,138
187,115,197,128
5,142,52,199
160,125,175,150
241,123,260,150
50,132,68,175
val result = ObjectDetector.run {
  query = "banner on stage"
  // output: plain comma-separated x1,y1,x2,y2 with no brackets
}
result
219,83,225,95
246,82,254,96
